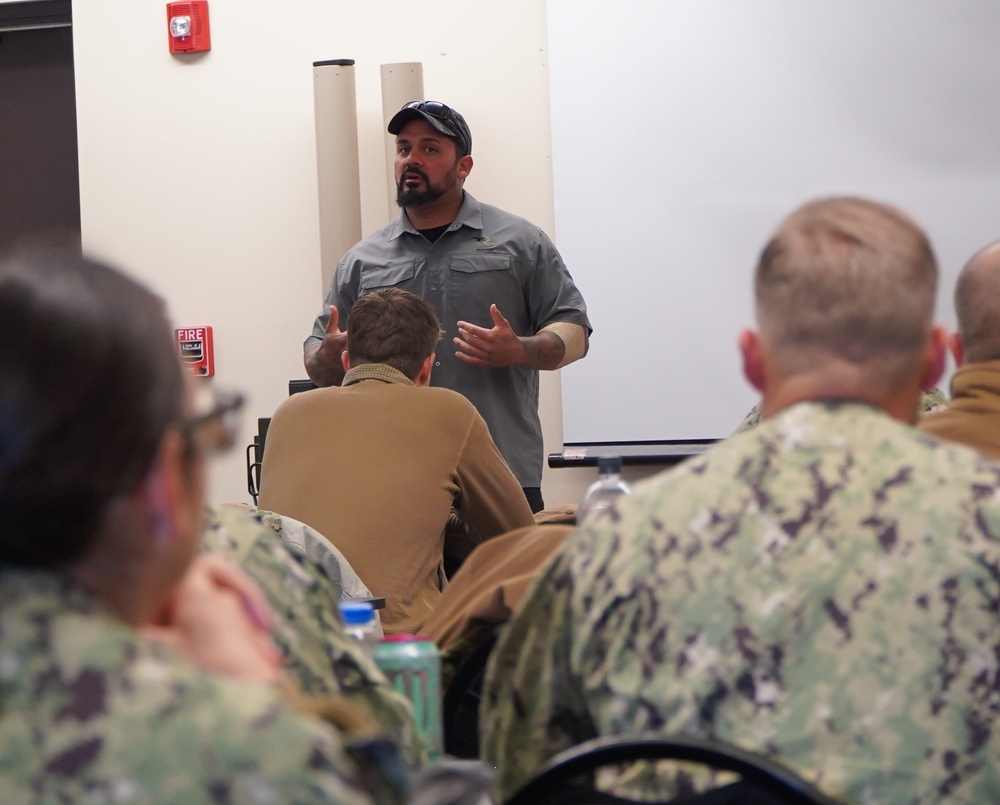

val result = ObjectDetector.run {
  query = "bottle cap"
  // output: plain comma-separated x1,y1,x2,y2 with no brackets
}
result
339,600,375,625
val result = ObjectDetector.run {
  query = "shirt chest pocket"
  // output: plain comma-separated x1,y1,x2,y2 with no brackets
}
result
359,262,417,293
449,254,513,276
449,253,526,328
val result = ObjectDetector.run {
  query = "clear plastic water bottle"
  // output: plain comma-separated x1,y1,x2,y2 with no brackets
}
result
338,600,380,656
577,456,631,524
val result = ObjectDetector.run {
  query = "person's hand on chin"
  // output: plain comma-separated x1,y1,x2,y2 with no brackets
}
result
142,554,283,685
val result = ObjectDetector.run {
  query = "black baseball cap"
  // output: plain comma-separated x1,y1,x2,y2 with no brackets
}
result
388,100,473,156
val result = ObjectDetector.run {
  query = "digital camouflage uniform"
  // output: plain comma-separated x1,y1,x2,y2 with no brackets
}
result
0,568,374,804
482,401,1000,803
256,507,377,604
732,387,949,435
203,506,423,764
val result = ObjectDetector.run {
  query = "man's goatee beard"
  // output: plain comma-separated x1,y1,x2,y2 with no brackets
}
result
396,185,446,209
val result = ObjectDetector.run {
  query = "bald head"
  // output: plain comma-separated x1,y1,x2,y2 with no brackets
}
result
754,196,938,391
954,241,1000,364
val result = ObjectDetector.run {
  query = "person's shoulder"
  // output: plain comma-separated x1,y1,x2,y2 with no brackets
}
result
118,631,343,750
202,503,272,557
271,385,347,420
117,661,366,801
731,401,762,435
214,505,374,607
475,198,541,232
722,401,1000,501
422,385,482,416
918,386,949,416
5,596,362,802
597,404,869,513
908,419,1000,482
333,219,405,274
757,401,995,467
607,437,745,526
203,506,341,617
351,216,402,249
0,571,144,680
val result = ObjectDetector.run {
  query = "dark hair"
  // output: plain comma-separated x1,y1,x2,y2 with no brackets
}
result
0,249,185,569
346,289,442,379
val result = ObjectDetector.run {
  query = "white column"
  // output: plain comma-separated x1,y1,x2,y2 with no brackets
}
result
312,59,362,295
380,62,424,224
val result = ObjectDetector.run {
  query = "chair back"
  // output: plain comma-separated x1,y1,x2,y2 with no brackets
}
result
246,416,270,505
504,733,841,805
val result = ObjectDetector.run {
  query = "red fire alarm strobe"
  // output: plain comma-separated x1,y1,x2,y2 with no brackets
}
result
176,326,215,376
167,1,211,54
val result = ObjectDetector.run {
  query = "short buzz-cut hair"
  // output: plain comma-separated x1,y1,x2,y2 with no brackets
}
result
346,288,443,380
754,196,938,387
954,241,1000,363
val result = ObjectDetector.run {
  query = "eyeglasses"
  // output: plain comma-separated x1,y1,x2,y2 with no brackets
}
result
181,387,245,456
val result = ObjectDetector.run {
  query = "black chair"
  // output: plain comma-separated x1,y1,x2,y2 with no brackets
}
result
245,416,270,505
504,733,841,805
247,380,317,504
441,627,501,759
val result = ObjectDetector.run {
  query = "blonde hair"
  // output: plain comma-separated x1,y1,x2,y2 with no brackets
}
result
755,197,937,387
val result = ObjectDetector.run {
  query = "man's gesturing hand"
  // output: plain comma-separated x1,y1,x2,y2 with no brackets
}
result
321,305,348,363
455,304,525,368
304,305,349,387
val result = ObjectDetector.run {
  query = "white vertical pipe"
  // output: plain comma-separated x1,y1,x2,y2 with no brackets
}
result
312,59,362,295
380,62,424,224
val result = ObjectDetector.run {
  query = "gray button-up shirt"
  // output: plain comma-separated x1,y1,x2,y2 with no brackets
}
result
305,193,591,487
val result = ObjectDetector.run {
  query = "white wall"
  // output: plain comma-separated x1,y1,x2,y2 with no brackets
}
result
72,0,602,506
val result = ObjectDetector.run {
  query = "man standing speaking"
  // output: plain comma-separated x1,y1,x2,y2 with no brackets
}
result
304,100,591,512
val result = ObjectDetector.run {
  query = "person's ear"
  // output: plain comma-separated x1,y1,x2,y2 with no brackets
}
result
341,351,351,373
137,431,187,549
457,155,473,181
948,330,964,367
414,353,435,387
739,329,766,392
921,326,949,390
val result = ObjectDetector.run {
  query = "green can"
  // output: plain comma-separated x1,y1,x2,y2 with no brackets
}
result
374,636,442,761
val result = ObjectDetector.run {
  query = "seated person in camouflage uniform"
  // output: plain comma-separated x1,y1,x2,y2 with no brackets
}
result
254,507,376,603
482,197,1000,802
919,239,1000,459
205,505,424,763
0,249,387,803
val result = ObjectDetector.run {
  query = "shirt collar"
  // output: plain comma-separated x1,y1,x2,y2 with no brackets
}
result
387,192,484,241
342,363,415,387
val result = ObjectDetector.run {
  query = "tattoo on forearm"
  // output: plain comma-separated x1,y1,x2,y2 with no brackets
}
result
524,331,566,369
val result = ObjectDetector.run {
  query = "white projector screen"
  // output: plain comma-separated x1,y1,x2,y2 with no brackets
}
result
548,0,1000,447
